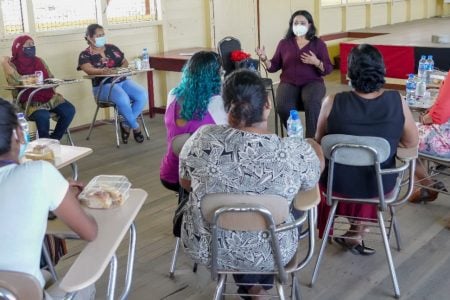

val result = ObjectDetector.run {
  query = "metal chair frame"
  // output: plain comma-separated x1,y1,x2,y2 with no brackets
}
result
217,36,281,136
205,191,319,300
310,135,417,299
414,153,450,196
86,76,150,148
166,133,198,278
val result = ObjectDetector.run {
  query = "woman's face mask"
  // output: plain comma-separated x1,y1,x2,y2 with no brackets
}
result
23,46,36,57
13,129,28,160
94,36,106,48
292,24,308,37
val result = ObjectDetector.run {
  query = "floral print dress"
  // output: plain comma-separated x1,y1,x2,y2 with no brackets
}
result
179,125,321,271
418,122,450,158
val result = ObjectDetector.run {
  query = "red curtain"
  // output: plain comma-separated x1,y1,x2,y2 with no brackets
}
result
340,43,415,79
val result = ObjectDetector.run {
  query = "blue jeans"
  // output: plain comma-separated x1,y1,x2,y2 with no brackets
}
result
29,100,75,140
93,79,147,129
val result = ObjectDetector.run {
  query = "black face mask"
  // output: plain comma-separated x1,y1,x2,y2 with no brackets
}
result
23,46,36,57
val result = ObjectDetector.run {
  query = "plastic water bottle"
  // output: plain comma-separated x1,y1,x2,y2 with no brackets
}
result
141,48,150,69
287,110,303,138
17,113,30,143
425,55,434,84
416,77,427,99
405,74,416,104
417,55,427,81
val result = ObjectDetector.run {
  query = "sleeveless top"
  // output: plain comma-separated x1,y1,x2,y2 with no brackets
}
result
320,90,405,198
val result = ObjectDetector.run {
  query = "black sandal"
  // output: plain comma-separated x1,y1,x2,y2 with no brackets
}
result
133,129,144,143
119,122,130,144
349,241,376,256
333,237,376,256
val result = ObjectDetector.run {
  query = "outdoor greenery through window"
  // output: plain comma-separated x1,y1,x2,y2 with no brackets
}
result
0,0,159,36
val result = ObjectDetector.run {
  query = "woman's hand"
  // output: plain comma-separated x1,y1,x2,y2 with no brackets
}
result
421,113,433,125
68,179,84,197
255,46,267,61
102,67,115,75
300,50,320,66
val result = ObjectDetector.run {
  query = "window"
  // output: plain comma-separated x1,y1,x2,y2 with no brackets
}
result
106,0,157,24
33,0,98,32
0,0,25,34
0,0,159,36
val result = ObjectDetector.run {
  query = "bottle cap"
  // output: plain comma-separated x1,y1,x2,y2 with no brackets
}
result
289,110,299,120
427,55,433,59
421,55,426,59
17,112,24,118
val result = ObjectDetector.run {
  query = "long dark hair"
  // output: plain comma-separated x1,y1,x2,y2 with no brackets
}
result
347,44,386,93
222,69,268,127
284,10,317,40
0,99,18,156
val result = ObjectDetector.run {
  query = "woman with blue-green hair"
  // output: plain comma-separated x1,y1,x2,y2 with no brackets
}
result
160,51,227,199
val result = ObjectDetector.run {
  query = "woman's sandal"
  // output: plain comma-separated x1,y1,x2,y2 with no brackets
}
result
409,181,447,203
119,122,130,144
333,237,376,256
133,129,144,143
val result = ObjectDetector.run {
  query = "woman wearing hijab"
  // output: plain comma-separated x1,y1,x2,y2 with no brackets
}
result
1,35,76,140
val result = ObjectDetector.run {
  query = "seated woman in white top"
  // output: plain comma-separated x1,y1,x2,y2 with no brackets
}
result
0,98,97,299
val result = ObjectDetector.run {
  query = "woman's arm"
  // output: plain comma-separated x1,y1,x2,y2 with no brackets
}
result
428,75,450,124
121,58,129,68
53,183,98,241
305,138,325,172
79,62,115,75
316,39,333,75
399,96,419,148
314,94,335,143
1,56,21,85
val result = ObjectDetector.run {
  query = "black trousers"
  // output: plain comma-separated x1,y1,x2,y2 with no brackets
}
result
275,81,326,138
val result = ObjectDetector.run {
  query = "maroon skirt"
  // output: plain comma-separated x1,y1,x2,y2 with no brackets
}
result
317,184,378,239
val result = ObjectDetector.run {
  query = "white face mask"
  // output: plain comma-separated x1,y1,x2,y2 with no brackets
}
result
292,24,308,37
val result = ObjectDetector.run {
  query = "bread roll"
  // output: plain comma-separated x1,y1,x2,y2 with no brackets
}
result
80,185,124,209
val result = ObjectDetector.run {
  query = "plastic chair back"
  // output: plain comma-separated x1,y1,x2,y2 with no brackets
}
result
0,271,43,300
322,134,391,166
201,193,289,231
217,36,241,76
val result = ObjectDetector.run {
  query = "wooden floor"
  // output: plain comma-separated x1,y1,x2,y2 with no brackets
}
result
54,70,450,300
352,17,450,48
